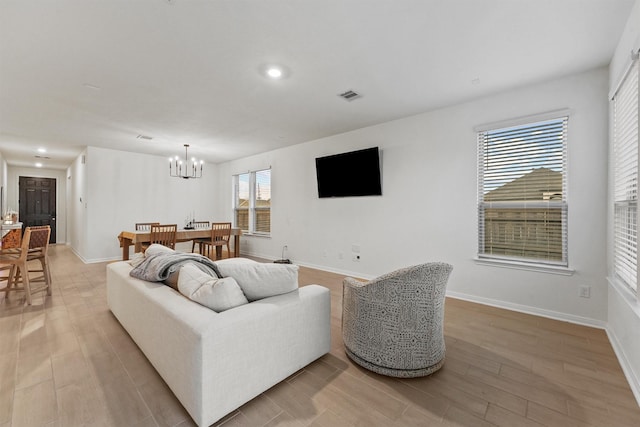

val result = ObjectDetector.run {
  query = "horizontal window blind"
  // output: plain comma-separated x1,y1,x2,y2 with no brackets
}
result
613,58,639,292
478,116,568,265
234,173,250,231
254,169,271,234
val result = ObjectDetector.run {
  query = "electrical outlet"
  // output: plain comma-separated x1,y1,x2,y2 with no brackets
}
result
579,285,591,298
352,244,360,253
338,252,343,260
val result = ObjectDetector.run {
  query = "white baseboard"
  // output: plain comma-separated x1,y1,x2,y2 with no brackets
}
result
606,325,640,406
445,290,607,329
67,244,120,264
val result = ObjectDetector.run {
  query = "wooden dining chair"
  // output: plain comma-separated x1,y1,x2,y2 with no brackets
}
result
202,222,231,260
0,225,52,305
190,221,211,253
150,224,177,250
135,222,160,231
136,222,159,252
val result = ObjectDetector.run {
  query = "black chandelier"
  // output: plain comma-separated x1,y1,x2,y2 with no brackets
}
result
169,144,203,179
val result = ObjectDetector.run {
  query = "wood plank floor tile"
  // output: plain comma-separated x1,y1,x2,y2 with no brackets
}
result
484,403,544,427
137,374,191,427
94,373,151,426
440,404,494,427
309,409,356,427
393,406,445,426
51,350,91,390
118,346,160,387
15,349,52,390
48,329,80,357
262,410,307,427
0,355,17,424
467,365,569,415
325,370,408,421
56,382,111,427
405,373,489,417
526,401,590,427
12,379,57,427
236,393,283,426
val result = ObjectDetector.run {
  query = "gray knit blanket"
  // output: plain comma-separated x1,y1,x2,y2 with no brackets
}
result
130,252,222,282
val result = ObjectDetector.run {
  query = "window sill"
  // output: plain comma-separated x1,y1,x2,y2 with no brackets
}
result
607,276,640,314
474,257,575,276
242,232,271,238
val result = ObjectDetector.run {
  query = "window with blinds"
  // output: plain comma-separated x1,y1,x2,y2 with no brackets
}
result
233,168,271,235
254,169,271,234
613,59,639,292
478,115,568,265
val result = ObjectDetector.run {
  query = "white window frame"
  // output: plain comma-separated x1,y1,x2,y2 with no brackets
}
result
232,168,271,236
475,110,571,274
612,56,639,297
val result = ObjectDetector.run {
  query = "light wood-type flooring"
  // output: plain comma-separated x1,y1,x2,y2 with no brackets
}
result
1,245,639,426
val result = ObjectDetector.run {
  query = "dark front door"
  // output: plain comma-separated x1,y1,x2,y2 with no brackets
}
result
19,176,56,243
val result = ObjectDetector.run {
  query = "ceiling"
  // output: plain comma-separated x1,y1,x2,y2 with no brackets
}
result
0,0,635,170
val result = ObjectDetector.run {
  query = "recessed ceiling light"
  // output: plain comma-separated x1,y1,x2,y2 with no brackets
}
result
261,64,290,80
266,67,283,79
37,147,47,153
35,162,43,168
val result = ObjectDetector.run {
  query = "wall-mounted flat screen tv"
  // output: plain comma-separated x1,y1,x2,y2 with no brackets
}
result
315,147,382,198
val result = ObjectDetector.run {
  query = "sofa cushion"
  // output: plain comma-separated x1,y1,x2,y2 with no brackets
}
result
178,263,248,312
145,243,175,256
214,260,299,302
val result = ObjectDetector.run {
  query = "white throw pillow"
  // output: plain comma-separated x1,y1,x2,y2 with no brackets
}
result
178,263,248,312
215,261,299,301
145,243,175,256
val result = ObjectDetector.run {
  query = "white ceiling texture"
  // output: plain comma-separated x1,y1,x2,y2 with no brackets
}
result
0,0,635,169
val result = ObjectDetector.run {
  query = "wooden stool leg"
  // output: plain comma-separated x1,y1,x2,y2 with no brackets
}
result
41,258,52,296
1,265,16,298
19,264,33,305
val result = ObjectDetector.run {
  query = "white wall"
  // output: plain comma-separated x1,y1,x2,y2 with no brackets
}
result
66,148,87,257
68,146,219,262
0,152,7,217
607,0,640,405
217,67,610,325
5,165,68,244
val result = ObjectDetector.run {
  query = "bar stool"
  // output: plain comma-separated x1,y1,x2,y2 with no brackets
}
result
0,226,52,305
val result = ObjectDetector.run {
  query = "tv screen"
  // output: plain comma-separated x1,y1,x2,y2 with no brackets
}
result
315,147,382,198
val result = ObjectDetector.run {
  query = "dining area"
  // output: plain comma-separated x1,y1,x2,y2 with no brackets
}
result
117,221,242,261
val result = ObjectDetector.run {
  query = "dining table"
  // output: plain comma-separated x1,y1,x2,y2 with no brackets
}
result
117,227,242,261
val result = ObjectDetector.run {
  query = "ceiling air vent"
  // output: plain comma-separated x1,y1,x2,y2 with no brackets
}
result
338,90,361,101
136,135,153,141
35,155,51,159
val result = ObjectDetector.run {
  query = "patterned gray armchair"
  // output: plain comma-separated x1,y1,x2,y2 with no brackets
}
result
342,262,453,378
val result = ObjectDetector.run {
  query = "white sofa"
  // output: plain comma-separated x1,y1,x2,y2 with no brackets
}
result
106,260,331,427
